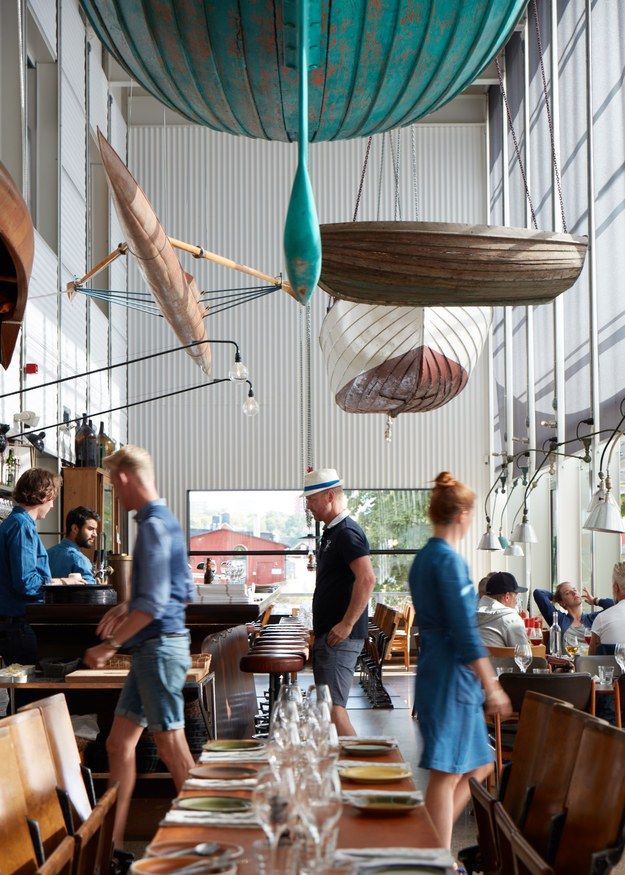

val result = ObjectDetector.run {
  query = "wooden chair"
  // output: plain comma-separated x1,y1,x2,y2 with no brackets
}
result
19,694,93,824
37,836,75,875
511,829,554,875
0,709,68,859
551,721,625,873
493,801,519,875
488,644,547,658
386,602,415,670
0,726,40,873
72,789,119,875
94,786,118,875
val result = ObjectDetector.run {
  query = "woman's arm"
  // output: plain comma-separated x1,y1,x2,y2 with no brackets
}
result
533,588,556,625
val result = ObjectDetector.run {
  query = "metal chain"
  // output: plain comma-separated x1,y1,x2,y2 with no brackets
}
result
531,0,567,233
495,56,538,230
410,124,420,220
352,136,373,222
389,129,402,220
376,133,386,221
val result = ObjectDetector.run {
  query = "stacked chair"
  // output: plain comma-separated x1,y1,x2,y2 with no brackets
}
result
386,602,415,670
360,604,401,708
460,689,625,875
0,693,119,875
239,619,310,734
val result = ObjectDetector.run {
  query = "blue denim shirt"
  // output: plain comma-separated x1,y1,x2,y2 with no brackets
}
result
0,506,51,615
127,499,195,647
47,538,96,585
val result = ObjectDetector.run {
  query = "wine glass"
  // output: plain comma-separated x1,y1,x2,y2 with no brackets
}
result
252,766,296,868
297,768,343,868
514,643,533,673
615,643,625,673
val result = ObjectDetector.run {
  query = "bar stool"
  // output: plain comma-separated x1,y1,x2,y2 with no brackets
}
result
239,651,305,733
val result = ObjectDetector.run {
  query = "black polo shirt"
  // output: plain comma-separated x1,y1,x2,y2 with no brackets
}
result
312,516,370,639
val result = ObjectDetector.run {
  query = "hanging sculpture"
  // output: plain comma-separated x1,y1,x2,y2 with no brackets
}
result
95,131,213,375
80,0,528,304
318,220,588,308
0,162,34,369
320,299,491,415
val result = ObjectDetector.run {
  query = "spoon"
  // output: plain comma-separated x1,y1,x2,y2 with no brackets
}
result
162,842,220,859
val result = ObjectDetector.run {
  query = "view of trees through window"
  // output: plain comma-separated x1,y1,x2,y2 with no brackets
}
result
188,489,430,605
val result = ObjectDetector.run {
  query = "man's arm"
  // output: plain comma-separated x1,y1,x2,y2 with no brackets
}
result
327,555,376,646
84,609,153,668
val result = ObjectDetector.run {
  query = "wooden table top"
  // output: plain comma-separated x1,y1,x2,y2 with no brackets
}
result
147,744,441,873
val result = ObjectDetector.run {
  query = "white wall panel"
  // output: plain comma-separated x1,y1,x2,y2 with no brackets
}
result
59,0,84,101
88,41,108,136
29,0,57,57
89,305,109,415
128,124,492,577
60,171,86,275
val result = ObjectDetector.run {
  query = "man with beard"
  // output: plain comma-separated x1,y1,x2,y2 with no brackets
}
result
47,506,100,584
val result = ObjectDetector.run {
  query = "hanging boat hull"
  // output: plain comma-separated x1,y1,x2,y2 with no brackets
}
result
320,299,491,414
97,130,212,375
0,163,34,369
319,222,588,308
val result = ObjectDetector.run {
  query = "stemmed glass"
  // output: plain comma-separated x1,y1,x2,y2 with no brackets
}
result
297,767,343,871
514,643,533,673
252,766,296,869
563,630,579,659
615,643,625,673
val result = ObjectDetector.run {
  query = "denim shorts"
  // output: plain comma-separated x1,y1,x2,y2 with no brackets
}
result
115,632,191,732
312,634,364,707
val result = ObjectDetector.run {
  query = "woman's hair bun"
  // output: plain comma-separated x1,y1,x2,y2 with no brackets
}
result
434,471,456,488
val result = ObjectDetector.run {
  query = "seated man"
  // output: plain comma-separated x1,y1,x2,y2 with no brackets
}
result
590,562,625,654
476,571,529,647
47,506,99,585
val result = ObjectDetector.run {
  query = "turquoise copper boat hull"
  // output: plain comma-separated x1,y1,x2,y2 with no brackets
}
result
80,0,527,142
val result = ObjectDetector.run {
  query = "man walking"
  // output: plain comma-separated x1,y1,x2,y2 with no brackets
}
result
83,446,195,847
47,506,100,584
305,467,376,736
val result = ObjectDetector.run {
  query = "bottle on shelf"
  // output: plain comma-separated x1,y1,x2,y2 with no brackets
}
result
5,448,15,487
549,609,562,656
97,422,115,466
203,558,215,585
85,420,99,467
74,413,90,466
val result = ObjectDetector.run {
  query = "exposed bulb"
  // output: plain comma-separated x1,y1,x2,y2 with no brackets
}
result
229,352,249,383
384,414,394,443
242,390,259,417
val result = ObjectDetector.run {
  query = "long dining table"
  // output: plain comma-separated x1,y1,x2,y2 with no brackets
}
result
144,740,444,873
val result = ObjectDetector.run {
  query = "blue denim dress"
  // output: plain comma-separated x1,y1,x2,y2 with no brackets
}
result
410,538,492,774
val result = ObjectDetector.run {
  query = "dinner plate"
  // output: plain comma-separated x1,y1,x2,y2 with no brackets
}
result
339,765,412,783
130,857,237,873
145,841,244,860
349,794,422,815
174,796,252,812
203,739,265,752
188,764,258,780
342,741,397,757
359,866,450,874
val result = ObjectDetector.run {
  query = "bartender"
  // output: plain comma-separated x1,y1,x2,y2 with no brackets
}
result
0,468,61,665
47,506,99,585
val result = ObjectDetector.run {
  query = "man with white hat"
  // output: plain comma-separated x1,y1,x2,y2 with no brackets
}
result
304,467,376,736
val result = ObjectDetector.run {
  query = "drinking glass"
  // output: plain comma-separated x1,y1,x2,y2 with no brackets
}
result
514,643,532,673
598,664,614,686
615,644,625,673
252,766,296,867
307,684,333,709
297,768,343,868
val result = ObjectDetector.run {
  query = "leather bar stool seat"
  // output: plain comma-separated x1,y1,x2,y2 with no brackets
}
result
239,651,306,726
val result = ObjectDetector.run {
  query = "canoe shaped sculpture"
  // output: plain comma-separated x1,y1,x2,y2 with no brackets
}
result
97,130,212,374
319,222,588,308
320,299,492,414
0,162,34,369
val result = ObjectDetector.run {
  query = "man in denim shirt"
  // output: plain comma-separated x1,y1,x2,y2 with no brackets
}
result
84,446,195,847
47,506,99,584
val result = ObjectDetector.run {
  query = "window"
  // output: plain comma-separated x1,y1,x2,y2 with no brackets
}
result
187,488,430,607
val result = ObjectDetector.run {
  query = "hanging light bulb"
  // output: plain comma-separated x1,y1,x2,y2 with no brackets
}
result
229,350,249,383
384,414,393,443
242,385,259,417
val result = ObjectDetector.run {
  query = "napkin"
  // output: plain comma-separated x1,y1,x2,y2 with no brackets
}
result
335,847,455,868
199,750,269,763
342,789,424,802
162,809,260,828
339,735,399,745
183,778,257,790
338,759,410,770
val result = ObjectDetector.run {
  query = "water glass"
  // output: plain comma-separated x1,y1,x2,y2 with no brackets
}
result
598,665,614,686
615,644,625,673
251,838,296,875
514,643,532,673
532,668,550,674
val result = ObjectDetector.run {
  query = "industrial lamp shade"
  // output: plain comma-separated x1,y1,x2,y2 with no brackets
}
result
587,483,606,514
498,533,510,549
504,542,524,557
478,525,501,551
511,515,538,544
583,490,625,534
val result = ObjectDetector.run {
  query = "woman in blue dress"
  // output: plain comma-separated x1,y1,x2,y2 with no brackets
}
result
409,471,511,848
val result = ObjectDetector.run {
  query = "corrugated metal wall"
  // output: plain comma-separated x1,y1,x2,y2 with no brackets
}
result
128,123,493,576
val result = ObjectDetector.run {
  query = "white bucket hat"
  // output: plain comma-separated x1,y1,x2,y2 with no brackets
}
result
301,467,343,498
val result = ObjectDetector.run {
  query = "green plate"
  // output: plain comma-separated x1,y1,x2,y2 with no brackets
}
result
342,742,396,757
175,796,252,812
350,795,422,815
203,739,265,752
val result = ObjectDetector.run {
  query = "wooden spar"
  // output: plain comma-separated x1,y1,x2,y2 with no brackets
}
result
168,238,297,302
97,129,213,375
66,243,128,299
0,162,34,369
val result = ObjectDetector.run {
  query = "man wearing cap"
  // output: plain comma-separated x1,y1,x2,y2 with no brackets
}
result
304,467,376,736
476,571,529,648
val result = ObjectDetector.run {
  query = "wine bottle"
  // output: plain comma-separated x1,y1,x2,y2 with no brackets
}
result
97,422,115,466
86,420,98,467
549,609,562,656
204,557,215,585
75,413,89,466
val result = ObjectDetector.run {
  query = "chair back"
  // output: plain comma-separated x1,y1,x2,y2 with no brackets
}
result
498,672,593,713
19,694,93,823
0,709,68,857
488,644,547,658
73,801,103,875
511,830,554,875
522,704,601,858
490,656,549,673
95,786,118,875
553,721,625,873
36,835,75,875
574,654,621,677
468,777,499,874
0,726,38,873
493,801,518,875
502,692,569,825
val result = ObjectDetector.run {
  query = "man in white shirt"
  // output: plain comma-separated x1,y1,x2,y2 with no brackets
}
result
476,571,529,648
590,561,625,651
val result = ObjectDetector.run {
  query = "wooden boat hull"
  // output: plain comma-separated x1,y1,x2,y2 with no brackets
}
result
97,131,212,374
319,222,588,308
0,163,34,369
320,299,491,414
